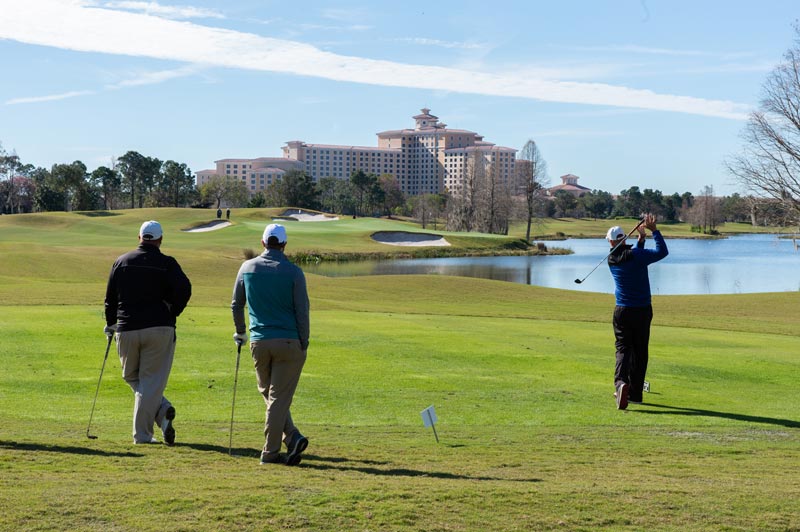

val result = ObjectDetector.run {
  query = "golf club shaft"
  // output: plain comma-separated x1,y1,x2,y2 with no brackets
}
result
575,218,646,284
86,335,114,438
228,342,242,455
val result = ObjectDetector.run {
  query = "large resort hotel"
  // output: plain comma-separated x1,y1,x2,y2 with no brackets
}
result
196,109,517,196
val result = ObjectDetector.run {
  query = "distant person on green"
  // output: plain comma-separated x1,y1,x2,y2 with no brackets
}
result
231,223,310,466
606,213,668,410
104,220,192,444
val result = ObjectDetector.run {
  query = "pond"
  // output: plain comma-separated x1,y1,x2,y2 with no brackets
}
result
303,233,800,295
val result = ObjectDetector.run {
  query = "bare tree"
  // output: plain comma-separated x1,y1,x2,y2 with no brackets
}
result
685,185,721,233
516,140,549,242
727,27,800,224
447,151,485,232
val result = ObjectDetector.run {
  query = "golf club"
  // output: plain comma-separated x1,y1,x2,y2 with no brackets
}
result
86,334,114,439
228,340,243,455
574,218,646,284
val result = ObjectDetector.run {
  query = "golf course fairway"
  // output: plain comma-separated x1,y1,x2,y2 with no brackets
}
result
0,209,798,531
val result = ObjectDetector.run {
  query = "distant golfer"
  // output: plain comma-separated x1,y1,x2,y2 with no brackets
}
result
104,220,192,444
231,223,310,466
607,213,668,410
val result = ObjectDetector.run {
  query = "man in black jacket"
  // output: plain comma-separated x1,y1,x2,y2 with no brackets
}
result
104,220,192,445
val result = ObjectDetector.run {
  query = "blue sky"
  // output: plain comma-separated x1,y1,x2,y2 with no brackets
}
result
0,0,797,195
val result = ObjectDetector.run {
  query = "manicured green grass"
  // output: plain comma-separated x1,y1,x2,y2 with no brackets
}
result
0,209,799,531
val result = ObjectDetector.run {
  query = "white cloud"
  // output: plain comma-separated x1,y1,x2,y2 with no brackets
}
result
95,1,225,20
566,44,711,57
394,37,485,50
320,7,367,22
5,90,95,105
0,0,751,119
535,129,627,138
561,44,755,59
105,64,204,88
297,22,371,32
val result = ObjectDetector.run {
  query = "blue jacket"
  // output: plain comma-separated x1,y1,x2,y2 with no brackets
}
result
607,230,668,307
231,249,310,348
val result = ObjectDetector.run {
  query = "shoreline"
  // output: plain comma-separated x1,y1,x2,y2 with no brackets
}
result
289,245,572,263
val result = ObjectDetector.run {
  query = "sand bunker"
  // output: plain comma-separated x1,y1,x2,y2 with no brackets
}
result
183,220,232,232
371,231,451,247
278,209,339,222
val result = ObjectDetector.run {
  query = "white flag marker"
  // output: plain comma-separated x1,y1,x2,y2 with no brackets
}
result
420,405,439,443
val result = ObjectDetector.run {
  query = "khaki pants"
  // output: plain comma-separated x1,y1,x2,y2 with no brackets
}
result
251,338,306,459
117,326,176,443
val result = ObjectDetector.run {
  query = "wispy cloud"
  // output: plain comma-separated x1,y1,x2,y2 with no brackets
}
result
5,90,95,105
93,0,225,20
394,37,485,50
562,44,757,62
105,64,204,88
567,44,711,57
320,7,367,22
5,65,202,105
297,22,371,32
535,129,627,138
0,0,751,119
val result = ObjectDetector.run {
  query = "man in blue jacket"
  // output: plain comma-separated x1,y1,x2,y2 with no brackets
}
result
231,224,310,466
607,213,668,410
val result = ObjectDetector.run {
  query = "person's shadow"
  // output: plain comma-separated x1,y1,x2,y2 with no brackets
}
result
178,443,542,482
632,403,800,428
0,440,143,457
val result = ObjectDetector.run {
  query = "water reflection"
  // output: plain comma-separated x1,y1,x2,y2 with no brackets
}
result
304,234,800,295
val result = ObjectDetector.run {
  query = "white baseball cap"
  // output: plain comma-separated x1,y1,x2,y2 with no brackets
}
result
262,223,287,244
606,225,625,241
139,220,163,240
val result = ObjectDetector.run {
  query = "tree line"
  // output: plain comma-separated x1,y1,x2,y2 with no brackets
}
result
0,148,197,213
2,142,793,235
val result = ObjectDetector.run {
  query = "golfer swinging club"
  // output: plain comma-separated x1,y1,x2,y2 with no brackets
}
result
607,213,668,410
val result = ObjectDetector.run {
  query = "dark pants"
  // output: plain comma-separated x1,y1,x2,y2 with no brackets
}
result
613,305,653,401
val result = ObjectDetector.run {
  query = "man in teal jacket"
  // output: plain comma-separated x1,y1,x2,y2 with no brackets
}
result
231,223,310,465
607,213,668,410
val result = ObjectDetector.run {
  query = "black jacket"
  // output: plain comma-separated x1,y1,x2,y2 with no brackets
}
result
104,243,192,331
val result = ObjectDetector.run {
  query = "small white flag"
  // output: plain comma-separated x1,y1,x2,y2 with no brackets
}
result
420,405,439,443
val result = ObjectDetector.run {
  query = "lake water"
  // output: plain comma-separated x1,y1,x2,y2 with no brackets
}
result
304,233,800,295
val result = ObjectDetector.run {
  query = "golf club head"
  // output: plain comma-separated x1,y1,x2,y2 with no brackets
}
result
574,279,582,284
87,434,98,439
